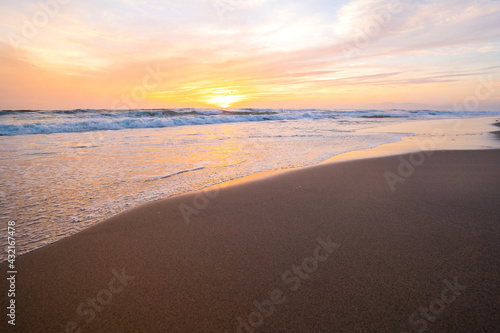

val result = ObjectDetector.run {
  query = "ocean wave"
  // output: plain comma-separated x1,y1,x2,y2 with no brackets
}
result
0,110,314,135
0,109,498,136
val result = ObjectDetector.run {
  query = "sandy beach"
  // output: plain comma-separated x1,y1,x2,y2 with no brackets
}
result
2,0,500,331
2,119,500,333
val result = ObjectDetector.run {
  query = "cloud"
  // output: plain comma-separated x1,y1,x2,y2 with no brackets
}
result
0,0,499,109
333,0,404,38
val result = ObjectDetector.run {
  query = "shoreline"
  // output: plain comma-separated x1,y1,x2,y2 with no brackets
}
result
202,115,500,191
1,116,499,332
3,116,500,262
323,115,500,163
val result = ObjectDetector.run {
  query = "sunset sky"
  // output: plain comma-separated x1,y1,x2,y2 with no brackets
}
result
1,0,499,110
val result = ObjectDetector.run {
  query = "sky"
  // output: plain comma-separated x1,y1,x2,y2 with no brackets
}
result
0,0,499,110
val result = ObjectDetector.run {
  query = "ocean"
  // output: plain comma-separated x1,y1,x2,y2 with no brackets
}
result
1,108,498,261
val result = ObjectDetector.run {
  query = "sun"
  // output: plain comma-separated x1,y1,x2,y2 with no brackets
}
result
205,90,246,108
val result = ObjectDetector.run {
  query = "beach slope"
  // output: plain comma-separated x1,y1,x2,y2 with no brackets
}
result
2,149,500,332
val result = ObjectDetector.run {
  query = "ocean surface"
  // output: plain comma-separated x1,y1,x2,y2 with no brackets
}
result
1,108,499,261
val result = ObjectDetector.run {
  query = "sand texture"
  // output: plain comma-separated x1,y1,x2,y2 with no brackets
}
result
2,149,500,332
